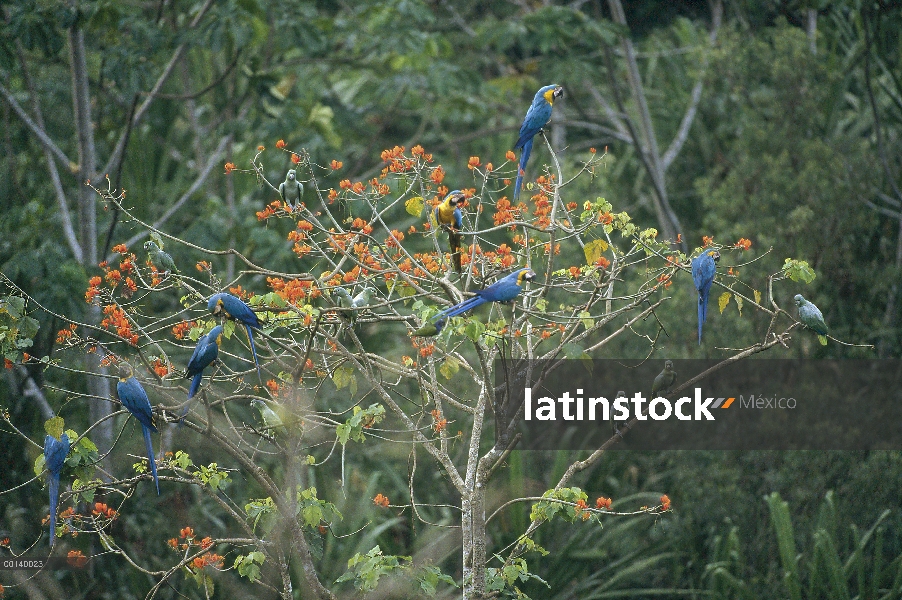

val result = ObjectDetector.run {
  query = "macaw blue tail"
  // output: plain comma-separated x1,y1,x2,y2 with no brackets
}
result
514,139,533,201
245,324,262,381
48,472,59,546
437,295,488,321
698,292,708,345
142,425,160,495
188,372,203,399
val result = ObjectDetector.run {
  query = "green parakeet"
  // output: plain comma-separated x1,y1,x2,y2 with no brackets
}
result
144,241,179,274
251,399,286,439
279,169,303,210
794,294,829,345
652,360,676,398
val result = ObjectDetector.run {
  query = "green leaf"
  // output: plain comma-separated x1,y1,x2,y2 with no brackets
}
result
718,292,732,314
782,258,816,284
332,365,357,397
406,196,425,217
222,319,236,340
734,294,744,316
578,310,594,330
44,416,64,440
754,289,762,305
439,356,459,380
583,239,608,265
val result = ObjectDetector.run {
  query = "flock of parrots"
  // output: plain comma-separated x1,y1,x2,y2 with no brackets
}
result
39,84,831,546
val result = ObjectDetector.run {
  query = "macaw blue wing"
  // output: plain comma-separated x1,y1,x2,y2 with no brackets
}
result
43,433,70,546
513,85,561,201
209,293,261,377
117,376,160,494
691,250,719,345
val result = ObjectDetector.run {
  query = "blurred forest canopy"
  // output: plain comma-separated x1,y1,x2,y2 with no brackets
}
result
2,0,902,598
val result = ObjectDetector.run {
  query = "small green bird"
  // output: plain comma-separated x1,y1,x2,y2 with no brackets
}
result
144,241,179,274
794,294,829,345
279,169,304,210
651,360,676,398
251,399,285,439
352,287,375,311
333,288,355,323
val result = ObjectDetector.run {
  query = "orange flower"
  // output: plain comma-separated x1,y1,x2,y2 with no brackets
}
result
330,159,343,170
291,153,300,164
595,496,612,510
467,156,481,169
660,494,671,511
574,498,588,515
702,236,714,247
505,150,516,161
411,145,424,156
167,538,179,549
735,237,752,251
195,261,211,272
373,493,390,508
67,550,87,568
172,321,195,340
224,162,236,174
200,536,213,550
2,359,9,369
590,147,597,154
180,526,194,539
276,139,286,149
0,538,9,547
112,244,128,254
152,359,169,377
595,256,610,269
257,145,265,151
265,380,279,394
568,266,581,279
429,166,445,184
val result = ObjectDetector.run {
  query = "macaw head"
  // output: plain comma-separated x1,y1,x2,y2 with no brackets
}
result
287,169,296,181
706,249,721,262
516,268,537,286
539,84,564,105
793,294,806,307
117,362,135,381
664,360,673,371
207,293,226,315
209,325,224,346
445,190,465,206
143,241,159,252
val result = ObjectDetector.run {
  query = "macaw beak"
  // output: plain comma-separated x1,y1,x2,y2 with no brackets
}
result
553,86,564,100
522,269,537,282
710,250,721,262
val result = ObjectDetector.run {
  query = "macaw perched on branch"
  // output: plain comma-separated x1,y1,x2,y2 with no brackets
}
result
279,169,303,210
433,190,465,273
691,248,720,345
43,432,70,546
117,363,160,495
413,268,536,336
514,84,564,201
143,241,179,274
652,360,677,397
794,294,829,345
185,324,224,405
208,293,262,378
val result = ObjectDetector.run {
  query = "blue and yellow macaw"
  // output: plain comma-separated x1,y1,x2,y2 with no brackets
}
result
208,292,261,378
794,294,829,345
185,324,223,405
413,268,536,336
43,432,70,546
433,190,465,273
117,363,160,495
691,248,720,345
514,84,564,201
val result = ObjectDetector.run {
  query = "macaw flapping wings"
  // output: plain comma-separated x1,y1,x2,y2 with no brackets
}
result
514,85,563,201
433,190,465,273
413,268,536,336
117,364,160,495
652,360,677,398
43,432,70,546
185,324,223,403
279,169,304,210
691,248,720,345
794,294,829,345
143,241,178,274
208,293,261,378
